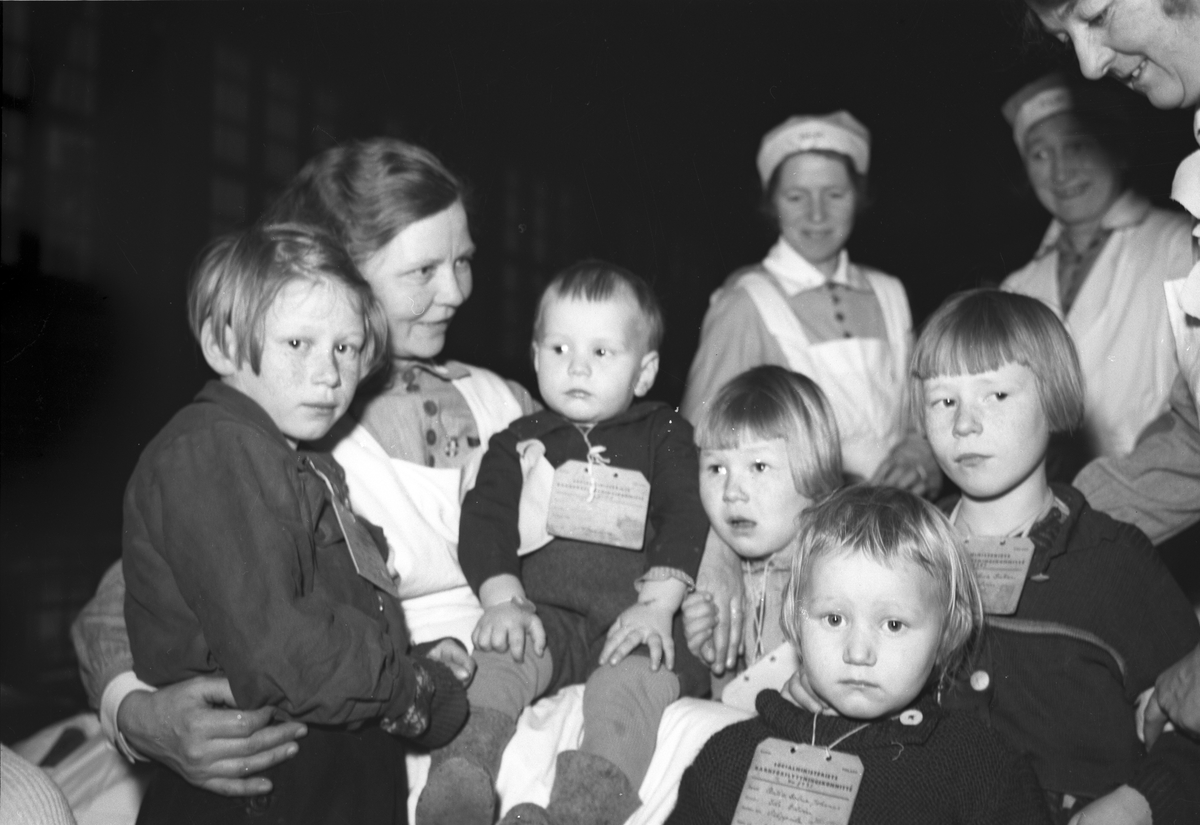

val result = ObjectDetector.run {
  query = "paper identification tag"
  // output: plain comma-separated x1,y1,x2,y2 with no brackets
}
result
962,534,1035,615
546,460,650,550
310,465,397,596
732,738,863,825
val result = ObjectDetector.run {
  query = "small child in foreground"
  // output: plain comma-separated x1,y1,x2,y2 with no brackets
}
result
912,289,1200,825
669,485,1051,825
682,365,843,709
123,224,472,825
419,259,710,825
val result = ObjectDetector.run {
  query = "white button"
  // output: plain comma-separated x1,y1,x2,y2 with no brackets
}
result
971,670,990,691
899,709,922,726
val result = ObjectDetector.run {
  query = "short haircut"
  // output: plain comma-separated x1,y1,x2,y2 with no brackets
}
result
759,148,871,227
782,484,983,687
910,289,1084,435
187,222,389,376
694,365,843,501
532,258,665,352
262,138,465,268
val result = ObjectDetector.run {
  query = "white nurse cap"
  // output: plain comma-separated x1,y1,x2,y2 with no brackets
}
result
1003,73,1074,149
756,111,872,185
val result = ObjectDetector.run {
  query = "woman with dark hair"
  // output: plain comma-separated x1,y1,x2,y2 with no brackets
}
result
680,111,939,496
999,73,1191,463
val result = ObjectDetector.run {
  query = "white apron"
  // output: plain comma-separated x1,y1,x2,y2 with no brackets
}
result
1167,121,1200,410
1002,192,1191,458
332,364,525,646
736,265,910,480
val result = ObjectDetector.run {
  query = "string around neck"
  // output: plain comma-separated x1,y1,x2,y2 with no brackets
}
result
810,712,871,761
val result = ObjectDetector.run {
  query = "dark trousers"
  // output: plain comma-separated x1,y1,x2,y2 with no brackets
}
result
136,725,407,825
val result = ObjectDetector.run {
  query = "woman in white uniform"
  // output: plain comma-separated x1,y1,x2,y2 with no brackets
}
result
680,111,939,494
1000,73,1191,463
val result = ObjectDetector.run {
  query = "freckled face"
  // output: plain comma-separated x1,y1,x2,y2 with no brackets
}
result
224,278,366,447
699,438,811,561
1035,0,1200,109
359,201,474,360
922,363,1050,506
796,550,944,719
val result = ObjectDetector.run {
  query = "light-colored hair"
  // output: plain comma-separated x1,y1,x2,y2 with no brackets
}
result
782,484,983,686
187,222,388,376
532,258,665,352
910,289,1084,434
695,365,842,500
262,138,465,268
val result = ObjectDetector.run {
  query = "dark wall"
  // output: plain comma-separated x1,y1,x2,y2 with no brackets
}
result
1,1,1194,692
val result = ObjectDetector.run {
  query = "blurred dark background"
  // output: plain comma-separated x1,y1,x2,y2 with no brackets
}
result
2,1,1195,739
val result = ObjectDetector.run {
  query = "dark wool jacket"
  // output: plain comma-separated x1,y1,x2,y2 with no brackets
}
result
943,484,1200,823
667,689,1051,825
458,401,708,629
124,381,465,746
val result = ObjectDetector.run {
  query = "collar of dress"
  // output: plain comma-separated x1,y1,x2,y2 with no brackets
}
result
1033,189,1151,260
762,238,868,296
388,358,472,384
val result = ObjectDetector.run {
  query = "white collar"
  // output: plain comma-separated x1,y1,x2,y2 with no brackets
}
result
762,238,863,296
1034,189,1150,259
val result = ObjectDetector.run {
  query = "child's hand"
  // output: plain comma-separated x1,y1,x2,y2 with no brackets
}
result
424,638,476,686
682,591,720,667
472,597,546,663
871,435,942,498
601,602,676,671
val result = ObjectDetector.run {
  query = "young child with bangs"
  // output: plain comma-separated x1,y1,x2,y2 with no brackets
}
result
123,224,472,825
669,484,1050,825
912,289,1200,825
419,260,710,825
682,365,843,708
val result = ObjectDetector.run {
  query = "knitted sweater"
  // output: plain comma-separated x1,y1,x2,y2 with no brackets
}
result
667,690,1051,825
943,484,1200,823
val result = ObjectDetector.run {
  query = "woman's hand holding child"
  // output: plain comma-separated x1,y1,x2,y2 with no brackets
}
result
117,676,306,797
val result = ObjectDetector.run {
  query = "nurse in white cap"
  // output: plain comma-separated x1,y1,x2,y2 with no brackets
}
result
681,111,938,493
1000,73,1191,463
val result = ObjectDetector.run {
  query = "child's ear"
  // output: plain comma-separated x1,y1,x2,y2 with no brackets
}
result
633,350,659,397
200,319,239,378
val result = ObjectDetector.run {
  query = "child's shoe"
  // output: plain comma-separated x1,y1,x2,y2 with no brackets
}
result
416,706,516,825
500,750,642,825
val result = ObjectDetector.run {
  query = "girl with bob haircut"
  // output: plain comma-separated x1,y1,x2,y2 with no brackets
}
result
684,365,842,707
187,222,389,378
670,485,1050,825
913,289,1200,824
909,288,1084,437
